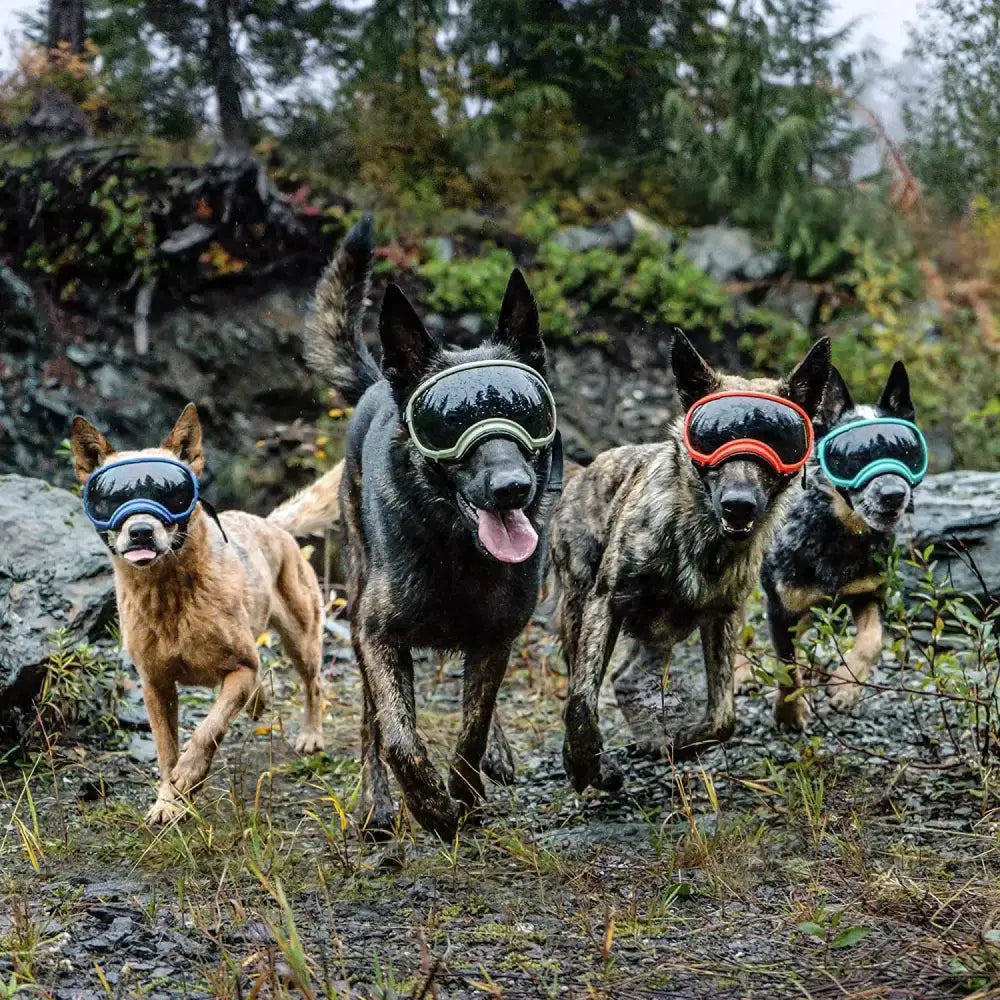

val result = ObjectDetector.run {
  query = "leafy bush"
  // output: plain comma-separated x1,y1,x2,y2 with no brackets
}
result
419,247,517,316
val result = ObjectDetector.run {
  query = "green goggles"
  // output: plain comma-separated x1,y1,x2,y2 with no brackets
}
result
403,360,557,461
817,418,928,490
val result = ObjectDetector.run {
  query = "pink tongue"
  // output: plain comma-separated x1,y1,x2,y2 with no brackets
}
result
476,509,538,563
123,549,156,563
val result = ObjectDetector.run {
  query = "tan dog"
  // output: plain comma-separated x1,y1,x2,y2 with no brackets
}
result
71,404,325,824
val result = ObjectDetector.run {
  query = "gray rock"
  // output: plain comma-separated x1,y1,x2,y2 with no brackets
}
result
457,313,484,338
901,471,1000,599
0,475,115,737
426,236,454,262
159,223,214,255
607,209,674,250
678,225,757,282
742,249,787,282
0,263,42,349
763,281,819,327
552,224,616,253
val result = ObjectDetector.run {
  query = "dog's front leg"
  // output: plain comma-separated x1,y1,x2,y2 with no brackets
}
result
562,583,623,793
170,663,258,798
142,674,182,825
449,646,511,807
673,611,739,760
359,630,462,839
357,667,396,841
769,600,810,733
827,598,882,712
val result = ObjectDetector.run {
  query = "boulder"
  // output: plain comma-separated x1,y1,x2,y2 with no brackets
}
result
678,225,758,282
763,281,819,328
553,210,674,254
901,471,1000,600
0,475,116,738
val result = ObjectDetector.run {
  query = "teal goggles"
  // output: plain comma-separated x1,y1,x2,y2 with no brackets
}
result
817,418,928,491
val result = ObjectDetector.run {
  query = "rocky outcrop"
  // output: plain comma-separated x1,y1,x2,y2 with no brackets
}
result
0,475,116,738
902,471,1000,601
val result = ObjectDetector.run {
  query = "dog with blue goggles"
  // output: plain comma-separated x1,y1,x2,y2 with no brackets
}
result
83,456,201,533
817,418,928,492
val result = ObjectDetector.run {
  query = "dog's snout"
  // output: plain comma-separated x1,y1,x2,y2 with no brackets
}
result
128,521,156,546
876,478,908,508
488,469,533,510
719,489,757,529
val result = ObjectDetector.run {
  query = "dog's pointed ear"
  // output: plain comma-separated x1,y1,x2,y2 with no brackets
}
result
162,403,205,476
671,329,718,411
879,360,915,421
70,416,114,484
815,365,853,435
379,283,436,401
784,337,831,418
496,269,546,374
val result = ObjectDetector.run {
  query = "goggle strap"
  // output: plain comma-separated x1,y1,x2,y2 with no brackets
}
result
199,498,229,544
546,431,564,494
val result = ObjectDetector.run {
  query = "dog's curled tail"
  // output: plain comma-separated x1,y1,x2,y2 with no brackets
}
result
268,460,344,537
304,214,378,406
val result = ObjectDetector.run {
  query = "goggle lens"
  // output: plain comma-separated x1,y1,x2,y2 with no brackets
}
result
84,458,198,528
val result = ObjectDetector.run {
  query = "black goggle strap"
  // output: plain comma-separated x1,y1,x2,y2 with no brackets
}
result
547,431,564,493
199,498,229,544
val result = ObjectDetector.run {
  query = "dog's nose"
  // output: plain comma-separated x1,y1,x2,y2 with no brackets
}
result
719,489,757,529
127,521,155,546
488,470,533,510
877,479,908,508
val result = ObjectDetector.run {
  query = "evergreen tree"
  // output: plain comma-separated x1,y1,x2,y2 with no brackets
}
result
903,0,1000,214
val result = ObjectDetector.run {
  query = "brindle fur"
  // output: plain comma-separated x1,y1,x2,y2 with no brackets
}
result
549,333,831,792
761,362,917,727
302,218,559,839
70,405,325,824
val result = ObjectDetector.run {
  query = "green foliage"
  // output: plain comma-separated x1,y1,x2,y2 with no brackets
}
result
617,251,729,332
419,247,517,317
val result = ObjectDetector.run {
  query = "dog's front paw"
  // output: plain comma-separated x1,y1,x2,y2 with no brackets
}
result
170,751,210,796
294,728,325,754
827,678,862,713
408,794,464,841
671,719,732,762
773,691,810,732
146,793,186,826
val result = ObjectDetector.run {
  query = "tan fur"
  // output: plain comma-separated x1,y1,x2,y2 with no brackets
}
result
827,599,882,712
71,405,326,824
831,490,871,534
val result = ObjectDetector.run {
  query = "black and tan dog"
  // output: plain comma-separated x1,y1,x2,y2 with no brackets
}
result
549,333,831,792
71,405,325,824
295,217,560,839
762,362,917,729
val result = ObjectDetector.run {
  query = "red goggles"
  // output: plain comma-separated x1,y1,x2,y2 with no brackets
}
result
683,391,814,476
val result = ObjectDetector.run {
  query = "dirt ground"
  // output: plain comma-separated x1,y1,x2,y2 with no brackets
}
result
2,605,1000,1000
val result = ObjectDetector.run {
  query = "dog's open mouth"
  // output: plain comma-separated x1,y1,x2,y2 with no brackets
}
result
457,494,538,563
720,518,755,538
122,547,159,566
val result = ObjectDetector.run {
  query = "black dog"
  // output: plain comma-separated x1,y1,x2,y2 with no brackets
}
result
762,362,917,729
302,217,560,838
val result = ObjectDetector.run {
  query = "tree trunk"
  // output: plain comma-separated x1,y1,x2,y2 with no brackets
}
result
47,0,85,53
204,0,251,158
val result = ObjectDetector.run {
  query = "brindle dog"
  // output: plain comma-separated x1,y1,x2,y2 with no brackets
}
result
550,332,831,792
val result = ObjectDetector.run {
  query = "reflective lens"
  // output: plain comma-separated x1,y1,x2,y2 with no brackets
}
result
820,419,927,487
84,458,198,528
686,394,812,469
406,361,557,460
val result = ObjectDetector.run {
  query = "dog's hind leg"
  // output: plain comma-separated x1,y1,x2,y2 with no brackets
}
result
673,611,740,760
827,598,881,713
481,712,515,786
770,601,810,733
611,636,677,755
272,543,326,753
449,646,511,807
562,584,623,793
358,629,462,839
357,665,396,841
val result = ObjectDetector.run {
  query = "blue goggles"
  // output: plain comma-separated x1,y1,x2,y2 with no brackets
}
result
82,456,199,532
817,418,928,491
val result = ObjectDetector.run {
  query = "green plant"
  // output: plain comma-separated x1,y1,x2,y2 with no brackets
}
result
419,247,516,316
